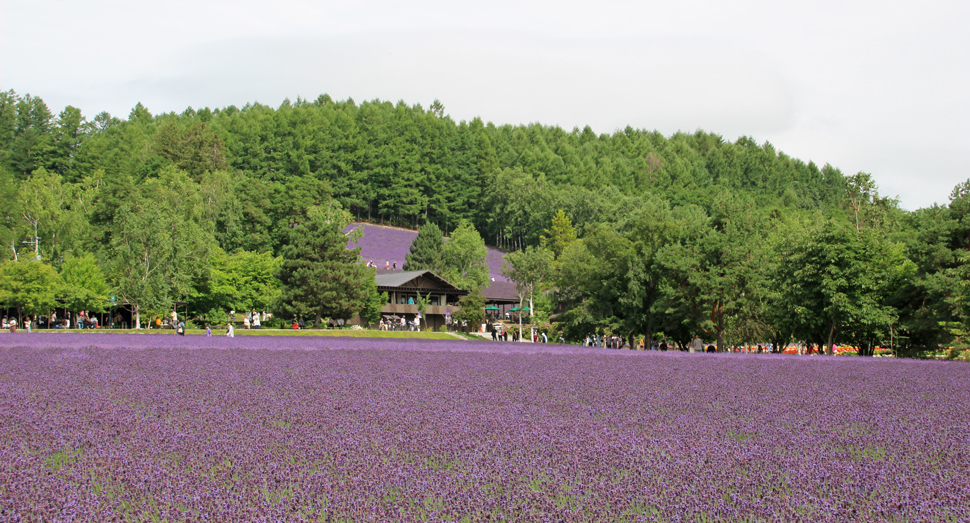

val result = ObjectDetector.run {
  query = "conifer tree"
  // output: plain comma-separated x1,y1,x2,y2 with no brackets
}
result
404,222,445,273
541,210,578,261
276,215,372,325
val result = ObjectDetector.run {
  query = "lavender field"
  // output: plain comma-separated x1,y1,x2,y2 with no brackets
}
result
1,334,968,522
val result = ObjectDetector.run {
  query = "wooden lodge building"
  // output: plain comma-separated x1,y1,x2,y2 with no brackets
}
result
350,268,522,331
365,270,467,331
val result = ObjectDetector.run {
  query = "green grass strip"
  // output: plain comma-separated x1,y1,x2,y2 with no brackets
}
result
22,328,458,340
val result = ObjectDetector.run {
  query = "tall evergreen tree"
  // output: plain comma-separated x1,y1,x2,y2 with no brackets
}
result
403,222,445,273
276,215,372,325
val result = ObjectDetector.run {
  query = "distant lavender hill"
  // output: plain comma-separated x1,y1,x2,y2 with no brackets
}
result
344,223,515,298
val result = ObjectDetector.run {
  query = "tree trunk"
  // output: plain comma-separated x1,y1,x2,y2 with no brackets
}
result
135,305,141,329
825,324,836,355
528,292,534,332
644,316,654,351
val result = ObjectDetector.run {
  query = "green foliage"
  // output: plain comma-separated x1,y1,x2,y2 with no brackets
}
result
404,222,445,273
276,214,372,325
414,291,432,330
541,210,577,260
453,288,486,326
441,220,488,291
502,245,553,317
4,88,969,349
59,253,109,313
194,248,282,317
775,219,915,354
0,260,61,315
0,167,20,255
656,190,770,351
359,285,388,327
102,166,214,316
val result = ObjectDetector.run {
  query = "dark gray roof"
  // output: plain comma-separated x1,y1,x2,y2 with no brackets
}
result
374,270,465,294
481,279,519,302
374,270,432,287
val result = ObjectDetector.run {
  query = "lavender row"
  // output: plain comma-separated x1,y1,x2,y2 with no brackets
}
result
1,335,968,521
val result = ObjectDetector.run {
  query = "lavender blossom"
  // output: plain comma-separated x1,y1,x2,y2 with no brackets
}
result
1,333,967,521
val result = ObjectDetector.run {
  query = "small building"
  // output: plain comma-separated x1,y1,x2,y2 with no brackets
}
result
480,279,520,322
364,270,468,331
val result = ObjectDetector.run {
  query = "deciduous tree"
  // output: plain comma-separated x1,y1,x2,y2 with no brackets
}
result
441,220,488,290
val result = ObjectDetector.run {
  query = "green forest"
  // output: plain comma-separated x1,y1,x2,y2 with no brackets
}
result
1,88,969,357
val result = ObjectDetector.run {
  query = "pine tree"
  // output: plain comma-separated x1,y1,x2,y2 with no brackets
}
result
541,209,578,260
404,222,445,273
276,215,372,325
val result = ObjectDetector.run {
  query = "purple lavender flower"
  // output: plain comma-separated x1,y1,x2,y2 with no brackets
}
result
1,333,967,521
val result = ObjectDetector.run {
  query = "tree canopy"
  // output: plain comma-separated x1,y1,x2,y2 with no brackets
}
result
0,87,968,355
275,215,373,325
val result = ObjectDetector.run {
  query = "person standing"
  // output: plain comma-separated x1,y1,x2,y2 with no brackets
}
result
25,316,31,333
206,325,212,337
252,314,261,329
690,335,703,353
227,322,235,337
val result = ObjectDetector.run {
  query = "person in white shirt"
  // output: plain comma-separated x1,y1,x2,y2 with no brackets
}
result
227,322,235,337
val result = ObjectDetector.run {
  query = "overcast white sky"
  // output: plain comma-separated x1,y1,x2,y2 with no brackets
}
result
2,0,967,209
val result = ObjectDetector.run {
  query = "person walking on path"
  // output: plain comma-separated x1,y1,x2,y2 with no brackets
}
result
227,322,235,337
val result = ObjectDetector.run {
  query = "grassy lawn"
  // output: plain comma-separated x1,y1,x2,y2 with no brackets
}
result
19,328,459,340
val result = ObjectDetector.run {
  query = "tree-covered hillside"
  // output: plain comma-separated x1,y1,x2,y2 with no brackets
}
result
1,88,968,356
0,90,848,249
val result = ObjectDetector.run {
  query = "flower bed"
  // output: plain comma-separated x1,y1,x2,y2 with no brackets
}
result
1,334,968,521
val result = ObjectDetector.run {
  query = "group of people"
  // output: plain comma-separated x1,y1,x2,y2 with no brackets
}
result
584,334,626,348
491,327,518,341
487,328,550,343
2,316,30,332
2,311,105,332
379,316,416,331
362,260,400,270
